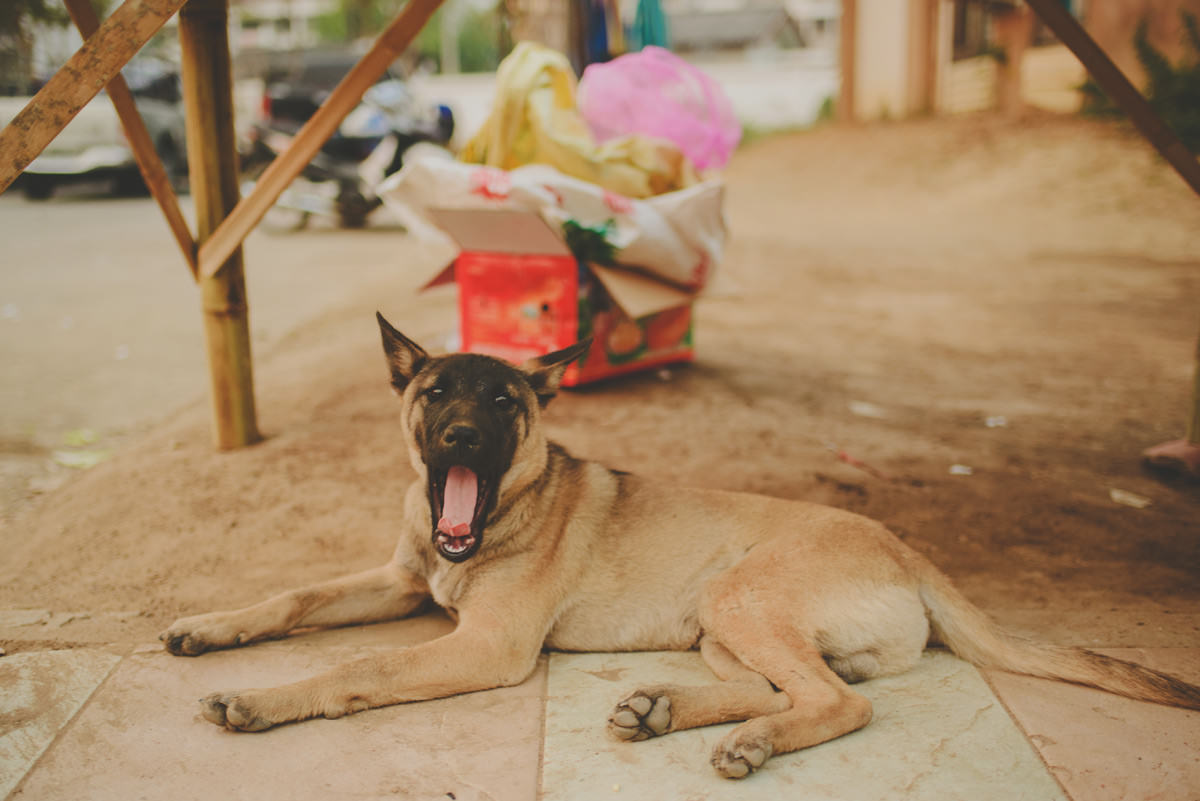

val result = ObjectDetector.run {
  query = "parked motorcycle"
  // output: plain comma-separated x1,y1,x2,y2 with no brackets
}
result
241,76,453,230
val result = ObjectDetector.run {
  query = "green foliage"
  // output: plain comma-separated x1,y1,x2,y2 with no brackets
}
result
1,0,68,92
455,7,505,73
1080,12,1200,153
0,0,110,33
313,0,403,43
562,219,618,265
815,94,836,123
314,0,508,74
1,0,113,91
0,0,69,34
413,5,506,73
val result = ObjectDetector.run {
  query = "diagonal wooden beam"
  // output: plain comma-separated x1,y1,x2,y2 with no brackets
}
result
1024,0,1200,198
195,0,447,279
64,0,198,278
0,0,187,196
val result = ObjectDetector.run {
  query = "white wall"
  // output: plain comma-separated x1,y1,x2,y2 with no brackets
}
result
853,0,912,119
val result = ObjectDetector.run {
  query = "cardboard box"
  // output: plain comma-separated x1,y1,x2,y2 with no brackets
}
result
426,208,697,386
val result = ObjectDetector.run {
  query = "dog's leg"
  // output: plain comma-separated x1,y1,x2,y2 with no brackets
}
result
608,637,790,741
161,562,427,656
699,588,872,778
706,635,871,778
197,605,545,731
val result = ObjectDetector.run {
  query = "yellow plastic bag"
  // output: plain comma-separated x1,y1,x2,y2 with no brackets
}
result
460,42,697,199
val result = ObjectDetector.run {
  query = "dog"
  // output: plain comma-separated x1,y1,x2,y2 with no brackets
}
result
161,312,1200,779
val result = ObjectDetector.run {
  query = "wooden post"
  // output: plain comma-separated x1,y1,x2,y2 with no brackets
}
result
179,0,261,449
992,3,1033,117
904,0,938,115
838,0,857,123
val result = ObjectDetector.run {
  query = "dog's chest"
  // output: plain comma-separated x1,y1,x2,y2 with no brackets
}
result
425,561,470,612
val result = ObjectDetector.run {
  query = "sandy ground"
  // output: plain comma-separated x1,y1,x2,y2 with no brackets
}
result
0,112,1198,657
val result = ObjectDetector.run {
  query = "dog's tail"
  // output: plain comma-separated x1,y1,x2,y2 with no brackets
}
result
916,561,1200,710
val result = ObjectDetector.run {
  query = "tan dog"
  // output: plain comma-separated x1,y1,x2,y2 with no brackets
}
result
161,313,1200,778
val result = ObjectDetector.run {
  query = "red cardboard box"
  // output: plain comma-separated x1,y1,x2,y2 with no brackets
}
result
426,208,697,386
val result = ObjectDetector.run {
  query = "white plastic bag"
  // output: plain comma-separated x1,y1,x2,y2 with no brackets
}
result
380,150,725,290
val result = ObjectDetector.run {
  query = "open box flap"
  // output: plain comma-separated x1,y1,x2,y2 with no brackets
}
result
428,207,571,256
423,262,457,289
589,263,696,319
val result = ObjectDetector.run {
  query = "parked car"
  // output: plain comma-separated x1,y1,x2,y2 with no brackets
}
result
0,59,189,200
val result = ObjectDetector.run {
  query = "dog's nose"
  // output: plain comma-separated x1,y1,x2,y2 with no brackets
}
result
442,424,481,449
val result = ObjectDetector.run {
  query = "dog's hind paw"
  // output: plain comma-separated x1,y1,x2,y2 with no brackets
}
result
711,736,774,779
607,691,671,741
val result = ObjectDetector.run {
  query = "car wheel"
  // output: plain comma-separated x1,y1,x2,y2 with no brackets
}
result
114,169,149,197
336,188,371,229
22,175,55,201
159,138,189,195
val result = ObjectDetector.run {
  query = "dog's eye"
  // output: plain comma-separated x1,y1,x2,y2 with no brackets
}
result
494,394,513,410
425,386,445,401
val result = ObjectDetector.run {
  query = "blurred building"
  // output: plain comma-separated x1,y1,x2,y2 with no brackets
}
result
230,0,336,51
841,0,1200,122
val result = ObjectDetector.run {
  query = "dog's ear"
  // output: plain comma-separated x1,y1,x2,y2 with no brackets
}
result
521,339,592,407
377,311,429,394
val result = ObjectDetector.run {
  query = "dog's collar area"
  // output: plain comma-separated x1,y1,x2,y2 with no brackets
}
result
429,465,491,562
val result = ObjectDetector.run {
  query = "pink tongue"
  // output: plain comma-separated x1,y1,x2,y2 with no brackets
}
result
438,466,478,537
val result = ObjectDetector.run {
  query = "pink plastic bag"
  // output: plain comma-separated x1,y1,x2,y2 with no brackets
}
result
578,47,741,171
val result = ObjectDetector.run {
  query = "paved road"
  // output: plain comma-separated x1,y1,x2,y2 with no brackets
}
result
0,188,445,520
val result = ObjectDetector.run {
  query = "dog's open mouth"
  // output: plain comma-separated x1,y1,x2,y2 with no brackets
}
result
430,465,491,562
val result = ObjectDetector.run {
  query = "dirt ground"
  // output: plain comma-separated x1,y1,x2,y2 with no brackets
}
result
1,112,1198,655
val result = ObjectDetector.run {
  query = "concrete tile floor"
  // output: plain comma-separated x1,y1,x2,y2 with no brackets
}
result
543,651,1065,801
2,618,1198,800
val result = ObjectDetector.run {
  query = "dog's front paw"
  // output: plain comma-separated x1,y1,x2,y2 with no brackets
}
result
607,690,671,741
711,734,774,779
160,613,248,656
201,691,279,732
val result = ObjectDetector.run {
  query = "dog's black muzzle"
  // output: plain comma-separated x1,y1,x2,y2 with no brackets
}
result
423,414,512,563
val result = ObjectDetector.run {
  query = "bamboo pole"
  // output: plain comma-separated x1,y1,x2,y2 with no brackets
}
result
64,0,197,277
179,0,260,449
0,0,186,196
195,0,447,279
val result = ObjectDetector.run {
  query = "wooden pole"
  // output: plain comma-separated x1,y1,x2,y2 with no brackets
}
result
992,4,1033,118
838,0,857,123
195,0,447,279
64,0,197,277
0,0,186,196
179,0,261,449
905,0,938,115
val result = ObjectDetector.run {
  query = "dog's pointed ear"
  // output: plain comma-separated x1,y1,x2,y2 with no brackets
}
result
522,338,591,407
377,311,428,394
